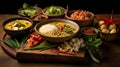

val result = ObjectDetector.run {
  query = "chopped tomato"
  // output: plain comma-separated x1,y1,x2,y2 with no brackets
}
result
83,29,95,34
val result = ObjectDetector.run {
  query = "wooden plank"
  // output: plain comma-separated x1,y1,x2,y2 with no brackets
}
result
16,48,86,63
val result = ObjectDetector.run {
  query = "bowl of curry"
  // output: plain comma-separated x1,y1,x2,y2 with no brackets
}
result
2,17,33,37
34,19,80,43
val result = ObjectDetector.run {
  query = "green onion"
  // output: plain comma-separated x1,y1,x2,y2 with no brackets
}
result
86,38,102,63
88,50,100,63
25,42,59,50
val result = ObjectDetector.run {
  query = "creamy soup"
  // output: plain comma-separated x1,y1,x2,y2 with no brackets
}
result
4,19,32,30
39,22,77,37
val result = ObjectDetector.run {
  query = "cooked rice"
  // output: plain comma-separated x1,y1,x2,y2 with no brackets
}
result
39,24,58,34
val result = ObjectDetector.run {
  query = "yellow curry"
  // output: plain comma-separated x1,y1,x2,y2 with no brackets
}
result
4,19,32,30
39,22,77,37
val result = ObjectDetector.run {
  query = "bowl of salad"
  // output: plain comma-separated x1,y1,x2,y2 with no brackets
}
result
18,3,42,17
42,6,66,19
18,3,48,22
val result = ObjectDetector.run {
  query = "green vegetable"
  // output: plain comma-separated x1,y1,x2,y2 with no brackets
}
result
14,21,25,28
3,36,29,49
63,24,75,34
20,36,29,47
66,30,73,34
86,38,102,63
25,42,59,50
24,9,38,16
14,39,20,48
3,38,17,48
19,3,38,16
45,6,65,15
23,3,29,9
88,50,100,63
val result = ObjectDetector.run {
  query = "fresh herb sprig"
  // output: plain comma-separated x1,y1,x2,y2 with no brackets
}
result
86,38,102,63
3,36,29,49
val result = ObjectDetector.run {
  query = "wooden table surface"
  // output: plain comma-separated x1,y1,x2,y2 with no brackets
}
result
0,14,120,67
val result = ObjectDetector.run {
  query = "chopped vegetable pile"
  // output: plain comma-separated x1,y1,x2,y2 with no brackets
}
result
27,34,43,47
54,37,85,55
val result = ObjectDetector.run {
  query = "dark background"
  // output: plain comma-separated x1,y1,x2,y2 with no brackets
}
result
0,0,119,14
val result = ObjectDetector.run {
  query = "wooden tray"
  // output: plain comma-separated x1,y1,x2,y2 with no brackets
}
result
1,33,87,64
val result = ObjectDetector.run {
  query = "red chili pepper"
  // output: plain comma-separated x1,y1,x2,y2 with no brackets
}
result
52,49,59,54
59,25,63,32
66,51,75,55
29,34,35,37
52,49,75,55
102,17,120,26
27,34,43,47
